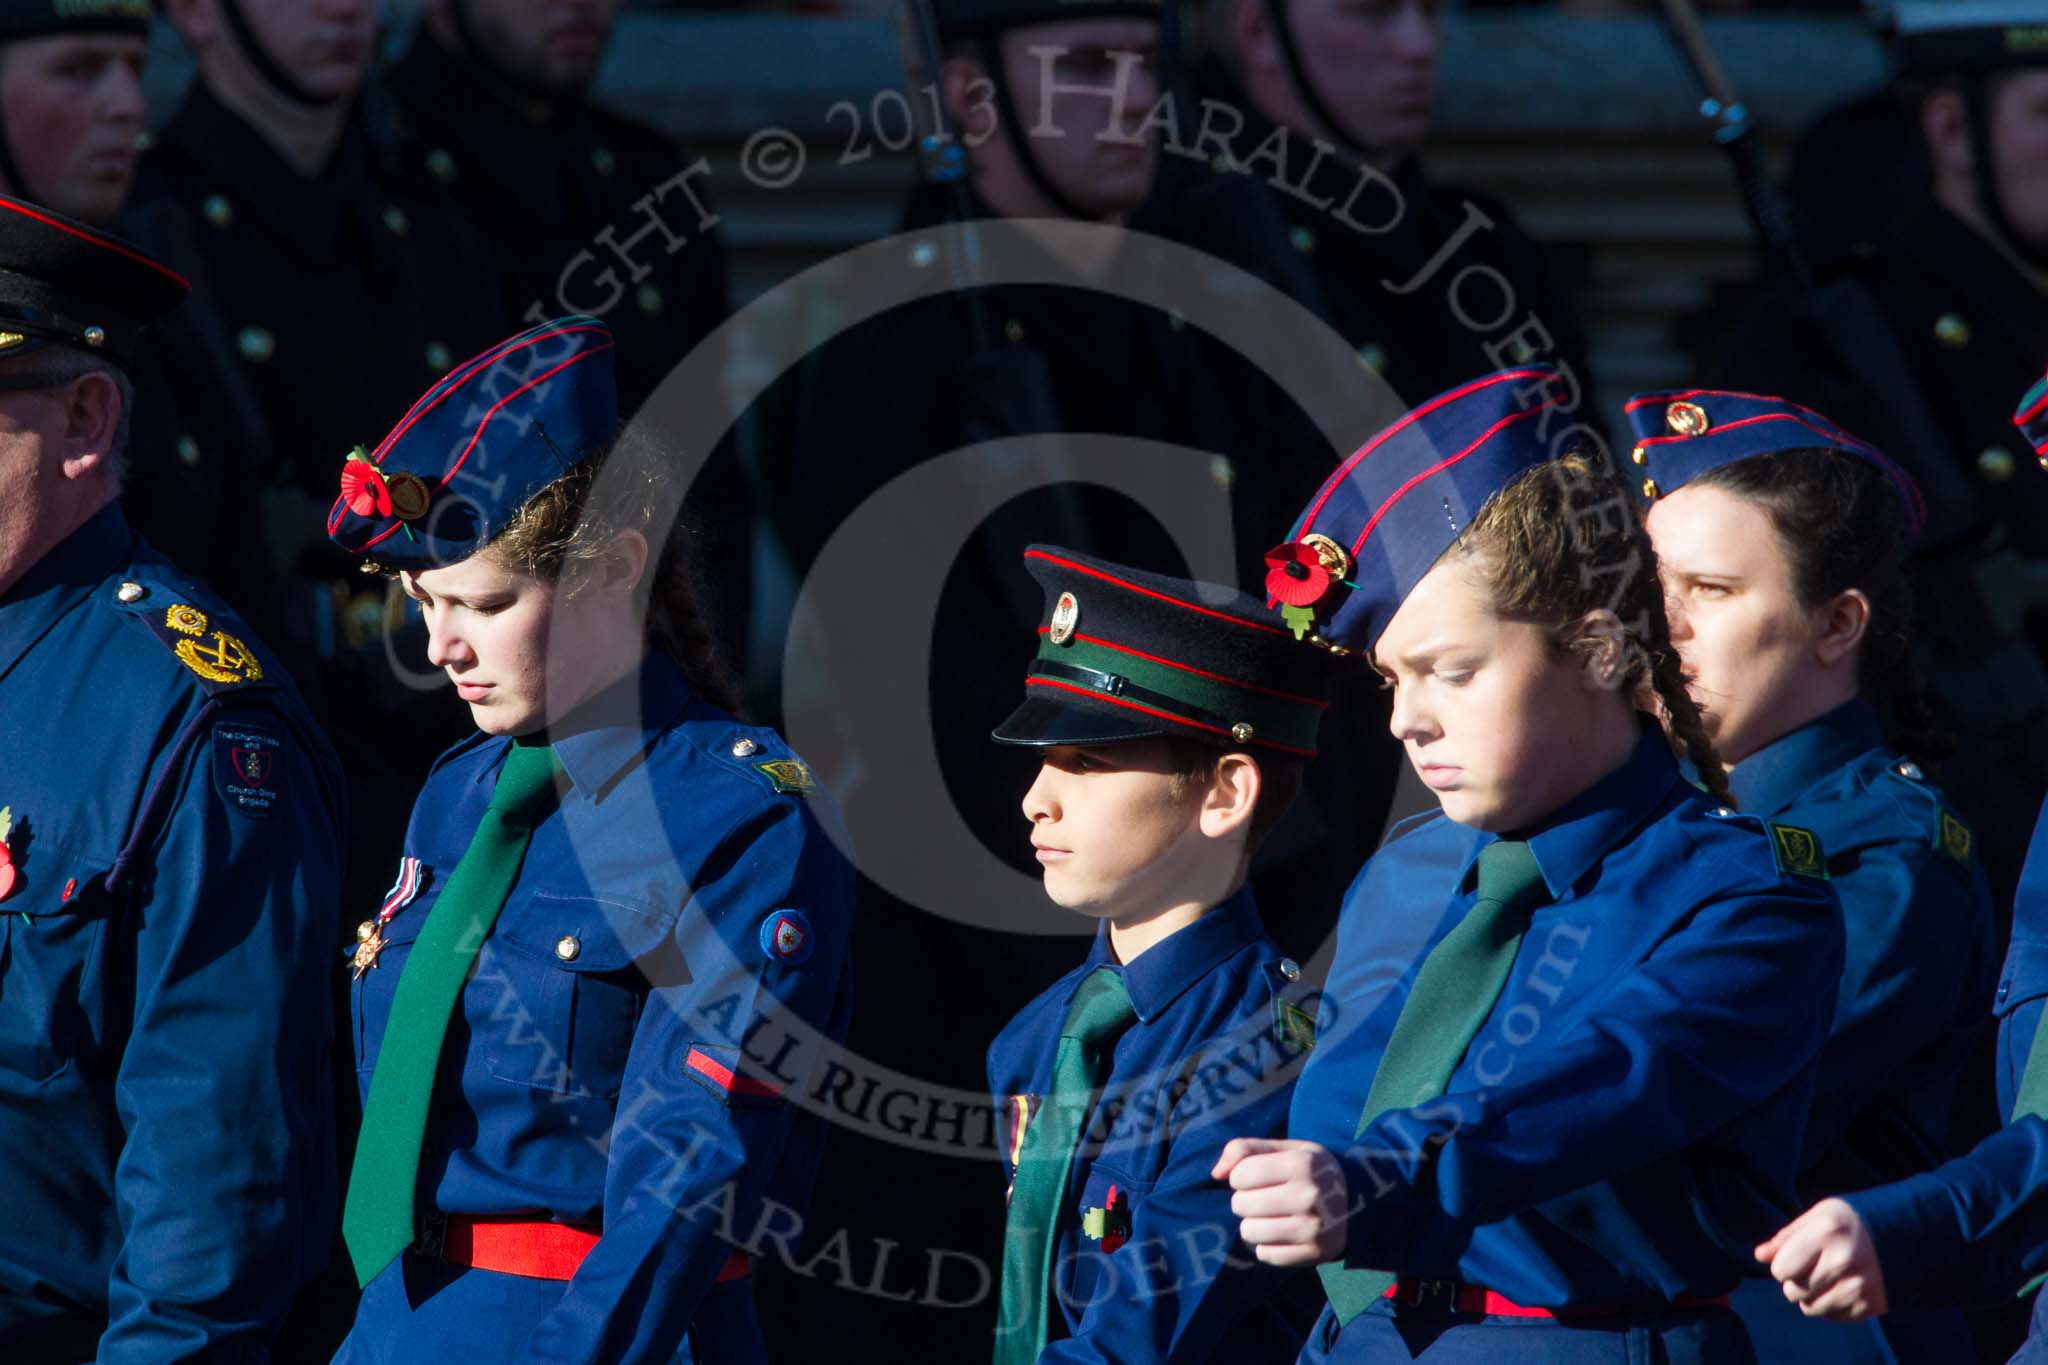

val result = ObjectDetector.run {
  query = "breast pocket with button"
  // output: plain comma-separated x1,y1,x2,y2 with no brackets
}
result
477,890,675,1101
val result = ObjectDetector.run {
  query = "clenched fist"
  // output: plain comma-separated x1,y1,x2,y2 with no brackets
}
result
1213,1137,1350,1267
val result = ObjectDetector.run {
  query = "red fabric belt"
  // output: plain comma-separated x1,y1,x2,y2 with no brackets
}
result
1384,1279,1732,1320
418,1214,754,1284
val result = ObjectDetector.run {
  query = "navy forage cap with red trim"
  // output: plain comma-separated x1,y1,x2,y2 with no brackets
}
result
0,193,187,369
1625,388,1928,542
0,0,149,42
326,316,618,571
992,546,1335,760
1263,366,1570,655
2018,373,2048,469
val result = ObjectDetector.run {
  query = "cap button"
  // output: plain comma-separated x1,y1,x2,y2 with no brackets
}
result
176,435,201,467
382,205,410,238
1934,312,1971,349
82,325,106,349
1357,342,1387,373
555,934,581,962
1004,319,1026,344
202,193,233,229
1288,224,1315,255
636,283,663,316
424,340,452,372
592,146,617,176
909,239,936,268
732,737,760,758
425,147,458,183
116,581,146,603
1209,455,1235,490
1230,722,1255,744
1279,957,1301,982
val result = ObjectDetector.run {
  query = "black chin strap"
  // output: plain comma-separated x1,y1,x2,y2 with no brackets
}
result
1262,0,1384,166
1962,72,2048,272
0,104,37,207
219,0,339,108
446,0,570,110
979,35,1096,221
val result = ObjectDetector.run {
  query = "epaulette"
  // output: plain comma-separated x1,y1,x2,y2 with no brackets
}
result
1705,805,1829,881
1881,758,1975,869
111,580,275,697
700,726,816,798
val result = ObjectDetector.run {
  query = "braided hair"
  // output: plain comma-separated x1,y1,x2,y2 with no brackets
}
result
1691,448,1952,769
1454,452,1734,806
484,431,744,715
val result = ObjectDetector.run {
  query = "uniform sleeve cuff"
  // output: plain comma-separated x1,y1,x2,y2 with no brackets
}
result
1846,1176,1959,1313
1336,1145,1418,1271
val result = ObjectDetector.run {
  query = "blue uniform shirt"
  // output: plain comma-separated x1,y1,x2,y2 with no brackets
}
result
1720,700,1993,1363
1293,725,1844,1311
1849,1115,2048,1325
987,888,1320,1363
339,650,854,1365
0,502,345,1361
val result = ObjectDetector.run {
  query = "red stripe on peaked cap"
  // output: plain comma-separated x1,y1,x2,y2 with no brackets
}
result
1636,411,1927,528
1043,628,1332,708
348,341,615,554
0,196,189,292
1346,402,1554,559
1023,676,1319,757
1022,550,1291,637
1295,368,1558,540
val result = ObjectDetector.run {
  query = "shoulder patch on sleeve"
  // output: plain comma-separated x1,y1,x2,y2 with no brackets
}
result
130,597,273,694
1273,996,1317,1054
755,759,816,796
1937,808,1975,869
760,908,816,966
212,720,287,817
1767,822,1829,881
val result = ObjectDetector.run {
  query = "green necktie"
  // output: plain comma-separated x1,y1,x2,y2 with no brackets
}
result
1319,839,1550,1325
994,967,1138,1365
341,740,559,1287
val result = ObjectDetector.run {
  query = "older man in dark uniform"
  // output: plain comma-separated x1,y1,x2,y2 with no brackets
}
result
1723,0,2048,897
0,195,344,1363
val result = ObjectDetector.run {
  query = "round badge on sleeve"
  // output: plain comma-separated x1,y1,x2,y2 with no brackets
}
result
760,909,816,967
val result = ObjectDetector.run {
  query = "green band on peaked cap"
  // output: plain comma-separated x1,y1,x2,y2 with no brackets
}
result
991,545,1336,759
